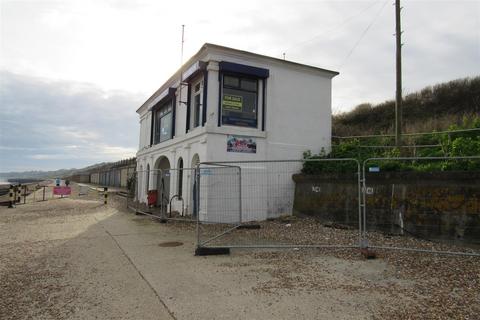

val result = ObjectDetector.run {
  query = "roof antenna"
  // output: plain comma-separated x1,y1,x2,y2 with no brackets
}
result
179,24,188,106
181,24,185,65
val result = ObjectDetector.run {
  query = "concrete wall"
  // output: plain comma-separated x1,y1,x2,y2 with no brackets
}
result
136,134,206,213
69,174,90,183
90,173,99,184
135,46,336,221
292,172,480,244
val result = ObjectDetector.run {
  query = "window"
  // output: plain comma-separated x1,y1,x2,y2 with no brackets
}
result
221,75,258,128
153,100,173,144
190,80,203,129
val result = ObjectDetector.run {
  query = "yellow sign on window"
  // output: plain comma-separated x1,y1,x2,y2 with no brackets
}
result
222,94,243,111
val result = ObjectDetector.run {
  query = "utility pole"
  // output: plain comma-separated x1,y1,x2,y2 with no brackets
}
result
395,0,403,147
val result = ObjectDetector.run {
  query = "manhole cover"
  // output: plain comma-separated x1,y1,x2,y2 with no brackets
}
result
158,241,183,247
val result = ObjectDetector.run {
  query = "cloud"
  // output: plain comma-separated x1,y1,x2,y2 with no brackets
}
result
0,70,142,171
2,0,478,112
0,0,479,173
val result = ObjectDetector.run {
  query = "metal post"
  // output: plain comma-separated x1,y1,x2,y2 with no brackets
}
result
104,187,108,205
23,185,26,204
395,0,403,147
362,162,368,248
195,166,200,248
8,185,14,208
42,186,46,201
15,184,22,203
238,167,242,225
17,184,21,203
356,161,363,248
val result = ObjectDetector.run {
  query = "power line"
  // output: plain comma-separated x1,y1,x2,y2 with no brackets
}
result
282,1,383,57
338,0,389,70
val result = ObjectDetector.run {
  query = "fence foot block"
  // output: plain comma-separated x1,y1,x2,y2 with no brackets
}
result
195,247,230,256
360,248,377,259
238,224,261,230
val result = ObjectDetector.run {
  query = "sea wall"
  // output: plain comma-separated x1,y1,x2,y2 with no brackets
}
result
292,171,480,244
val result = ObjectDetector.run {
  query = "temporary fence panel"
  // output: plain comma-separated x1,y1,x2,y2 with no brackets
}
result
362,156,480,257
196,159,362,250
196,164,242,248
10,183,55,204
9,183,41,204
127,168,198,222
126,171,137,209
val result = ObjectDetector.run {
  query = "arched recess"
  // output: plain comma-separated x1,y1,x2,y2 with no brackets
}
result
177,157,184,199
191,153,200,168
154,156,171,206
138,165,143,201
189,154,200,215
146,164,150,192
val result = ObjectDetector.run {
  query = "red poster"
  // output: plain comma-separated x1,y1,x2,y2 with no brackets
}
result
53,186,71,196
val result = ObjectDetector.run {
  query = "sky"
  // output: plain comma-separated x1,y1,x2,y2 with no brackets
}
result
0,0,479,172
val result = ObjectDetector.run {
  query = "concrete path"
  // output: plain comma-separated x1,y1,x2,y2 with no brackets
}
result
0,196,392,320
5,194,475,319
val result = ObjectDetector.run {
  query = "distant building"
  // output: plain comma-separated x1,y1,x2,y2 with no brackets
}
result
136,43,338,216
88,158,136,188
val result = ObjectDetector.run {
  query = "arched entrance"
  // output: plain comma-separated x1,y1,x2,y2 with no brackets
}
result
177,157,184,200
154,156,171,208
191,154,200,168
146,164,150,193
138,165,143,202
190,154,200,216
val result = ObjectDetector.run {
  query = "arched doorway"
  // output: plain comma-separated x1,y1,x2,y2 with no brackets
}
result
191,154,200,168
154,156,171,208
146,164,150,194
190,154,200,216
138,165,143,202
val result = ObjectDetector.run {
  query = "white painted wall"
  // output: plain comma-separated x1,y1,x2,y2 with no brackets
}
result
135,44,336,221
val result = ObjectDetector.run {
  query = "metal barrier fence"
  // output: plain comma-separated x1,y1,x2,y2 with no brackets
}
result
195,159,362,253
7,183,58,205
6,181,107,205
362,156,480,257
193,157,480,257
77,183,109,204
127,168,198,222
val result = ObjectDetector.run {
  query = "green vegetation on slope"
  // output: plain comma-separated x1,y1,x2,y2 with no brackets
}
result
303,111,480,174
333,77,480,136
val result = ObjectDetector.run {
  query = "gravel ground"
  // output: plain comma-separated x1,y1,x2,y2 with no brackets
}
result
0,187,174,320
162,208,480,319
1,184,479,319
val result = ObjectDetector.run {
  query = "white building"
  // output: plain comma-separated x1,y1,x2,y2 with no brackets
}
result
136,43,338,220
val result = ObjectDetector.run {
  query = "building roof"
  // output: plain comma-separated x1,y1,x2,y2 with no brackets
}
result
137,43,339,113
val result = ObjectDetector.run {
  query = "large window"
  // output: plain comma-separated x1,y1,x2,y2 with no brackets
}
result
153,100,173,144
191,80,202,129
221,75,258,128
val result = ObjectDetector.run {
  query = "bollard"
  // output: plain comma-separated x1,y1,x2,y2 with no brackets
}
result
104,187,108,205
23,185,26,204
8,185,14,208
42,186,46,201
17,184,21,203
